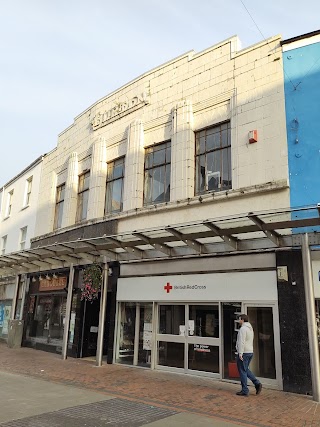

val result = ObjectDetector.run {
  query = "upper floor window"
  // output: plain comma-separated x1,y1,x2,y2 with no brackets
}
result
76,171,90,222
105,157,125,214
195,122,231,195
1,235,7,255
20,226,27,250
24,176,33,207
6,190,14,217
144,141,171,205
54,184,65,230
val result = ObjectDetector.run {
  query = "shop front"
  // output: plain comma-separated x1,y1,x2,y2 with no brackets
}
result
24,275,68,353
115,269,282,389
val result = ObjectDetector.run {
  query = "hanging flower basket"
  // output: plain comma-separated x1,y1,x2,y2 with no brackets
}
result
80,264,102,302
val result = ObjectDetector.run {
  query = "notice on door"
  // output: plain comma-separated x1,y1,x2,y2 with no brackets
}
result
194,344,210,353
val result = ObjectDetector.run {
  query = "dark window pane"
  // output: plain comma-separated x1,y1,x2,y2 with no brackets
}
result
199,136,206,154
188,344,219,373
113,161,124,179
159,305,185,335
195,122,231,195
196,155,206,193
206,151,221,191
166,145,171,163
111,179,123,212
152,166,165,203
222,147,232,190
158,341,184,368
153,148,166,166
144,170,152,205
165,164,171,202
144,142,171,205
221,128,229,148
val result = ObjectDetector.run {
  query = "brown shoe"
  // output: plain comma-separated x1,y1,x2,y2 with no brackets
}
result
256,383,262,395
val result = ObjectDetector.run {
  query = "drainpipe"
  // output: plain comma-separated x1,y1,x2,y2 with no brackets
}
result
96,259,108,366
62,264,74,360
301,233,320,402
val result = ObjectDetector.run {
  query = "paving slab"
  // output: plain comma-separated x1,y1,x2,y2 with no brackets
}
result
0,371,110,423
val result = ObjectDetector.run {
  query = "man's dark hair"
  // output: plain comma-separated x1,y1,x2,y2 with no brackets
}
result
238,314,249,322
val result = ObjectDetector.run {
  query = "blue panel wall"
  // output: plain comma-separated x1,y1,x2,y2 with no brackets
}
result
283,41,320,230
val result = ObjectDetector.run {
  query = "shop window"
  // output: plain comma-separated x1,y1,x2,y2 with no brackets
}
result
19,226,27,250
105,157,125,214
76,171,90,222
144,141,171,205
247,307,276,379
54,184,65,230
195,122,231,195
24,176,33,207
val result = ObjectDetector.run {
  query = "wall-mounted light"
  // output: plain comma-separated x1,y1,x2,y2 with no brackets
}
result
32,276,36,283
46,274,51,280
52,273,57,279
39,275,43,281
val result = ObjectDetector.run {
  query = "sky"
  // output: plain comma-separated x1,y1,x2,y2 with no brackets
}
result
1,0,320,186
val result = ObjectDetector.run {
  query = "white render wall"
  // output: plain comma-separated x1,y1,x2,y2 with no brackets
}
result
0,158,43,255
34,35,289,239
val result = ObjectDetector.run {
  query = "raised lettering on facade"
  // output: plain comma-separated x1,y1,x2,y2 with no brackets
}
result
91,92,150,131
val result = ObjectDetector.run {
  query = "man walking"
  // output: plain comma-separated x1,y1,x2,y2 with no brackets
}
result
235,314,262,396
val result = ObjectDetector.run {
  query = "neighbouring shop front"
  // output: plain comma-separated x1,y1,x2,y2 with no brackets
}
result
114,262,282,390
0,275,24,340
23,265,118,359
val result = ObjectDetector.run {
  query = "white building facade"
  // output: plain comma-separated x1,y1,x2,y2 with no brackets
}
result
0,156,44,339
20,34,296,391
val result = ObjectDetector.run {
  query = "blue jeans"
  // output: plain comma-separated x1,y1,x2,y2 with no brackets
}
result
236,353,260,395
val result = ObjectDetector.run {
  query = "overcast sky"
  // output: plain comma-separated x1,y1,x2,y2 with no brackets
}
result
1,0,319,186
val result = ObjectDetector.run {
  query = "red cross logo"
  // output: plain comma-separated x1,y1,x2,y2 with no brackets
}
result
164,282,173,293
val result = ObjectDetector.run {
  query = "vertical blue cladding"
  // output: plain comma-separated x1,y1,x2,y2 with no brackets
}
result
283,40,320,231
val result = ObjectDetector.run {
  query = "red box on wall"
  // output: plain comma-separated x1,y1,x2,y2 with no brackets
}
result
228,361,240,378
249,130,258,144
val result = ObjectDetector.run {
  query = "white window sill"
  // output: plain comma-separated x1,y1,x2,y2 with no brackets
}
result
2,215,10,221
21,204,30,211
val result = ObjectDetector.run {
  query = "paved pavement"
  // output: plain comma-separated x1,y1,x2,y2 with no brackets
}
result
0,343,319,426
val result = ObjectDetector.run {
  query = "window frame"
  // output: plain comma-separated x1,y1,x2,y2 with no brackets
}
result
53,183,65,230
105,157,125,215
1,235,7,255
76,171,90,223
6,190,14,217
195,121,231,195
144,140,171,206
19,226,27,250
24,176,33,207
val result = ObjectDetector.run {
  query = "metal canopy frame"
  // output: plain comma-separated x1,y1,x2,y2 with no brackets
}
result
1,205,320,274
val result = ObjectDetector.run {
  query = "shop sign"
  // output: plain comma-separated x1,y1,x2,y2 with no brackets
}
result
39,277,67,292
194,344,210,353
91,92,150,131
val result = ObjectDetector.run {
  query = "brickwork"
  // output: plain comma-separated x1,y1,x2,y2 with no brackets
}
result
0,344,319,427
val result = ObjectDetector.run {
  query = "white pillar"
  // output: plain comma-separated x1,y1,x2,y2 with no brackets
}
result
96,261,108,367
302,233,320,402
62,264,74,360
87,138,107,220
171,100,195,201
62,152,79,228
122,120,145,211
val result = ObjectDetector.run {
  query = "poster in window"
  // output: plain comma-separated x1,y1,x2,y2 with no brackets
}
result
2,305,11,335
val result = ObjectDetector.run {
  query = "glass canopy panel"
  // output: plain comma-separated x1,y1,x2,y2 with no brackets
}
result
165,241,188,247
235,231,267,240
142,230,174,239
